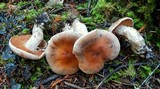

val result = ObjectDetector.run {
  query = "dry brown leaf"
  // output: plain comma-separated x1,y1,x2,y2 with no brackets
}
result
138,24,147,33
54,15,62,22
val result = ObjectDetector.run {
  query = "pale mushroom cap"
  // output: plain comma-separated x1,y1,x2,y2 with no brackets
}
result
109,17,134,33
9,35,47,60
73,29,120,74
45,31,82,75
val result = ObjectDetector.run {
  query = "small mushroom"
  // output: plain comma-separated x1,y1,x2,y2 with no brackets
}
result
46,0,64,6
109,17,153,59
9,12,49,60
71,18,88,35
62,19,88,35
73,29,120,74
45,31,82,75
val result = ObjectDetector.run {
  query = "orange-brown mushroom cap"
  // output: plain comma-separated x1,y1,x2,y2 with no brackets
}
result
9,35,47,60
45,31,82,75
73,29,120,74
109,17,134,33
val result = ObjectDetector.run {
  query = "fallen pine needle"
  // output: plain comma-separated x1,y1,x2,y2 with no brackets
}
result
137,63,160,88
64,81,85,89
96,73,104,78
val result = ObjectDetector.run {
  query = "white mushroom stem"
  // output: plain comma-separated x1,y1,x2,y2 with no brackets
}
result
47,0,64,6
25,24,44,51
71,19,88,35
62,23,73,31
115,25,152,58
62,19,88,35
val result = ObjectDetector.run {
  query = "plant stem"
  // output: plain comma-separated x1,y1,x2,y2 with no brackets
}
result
87,0,92,16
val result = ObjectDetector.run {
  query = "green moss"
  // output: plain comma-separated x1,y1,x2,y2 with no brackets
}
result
139,66,152,78
91,0,116,23
31,67,42,81
105,68,121,82
61,12,68,21
0,57,6,66
156,42,160,49
118,65,136,78
0,3,6,9
25,9,38,21
35,0,44,8
21,28,30,34
76,3,88,10
17,1,29,7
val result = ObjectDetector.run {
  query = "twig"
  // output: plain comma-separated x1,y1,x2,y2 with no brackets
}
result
48,7,64,14
50,75,69,88
64,81,85,89
96,62,149,89
137,63,160,88
138,24,146,33
96,73,104,78
41,75,59,85
87,0,92,16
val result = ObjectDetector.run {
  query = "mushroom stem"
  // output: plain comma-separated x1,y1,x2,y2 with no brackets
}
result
62,19,88,35
25,24,44,51
62,23,73,32
115,25,153,58
71,19,88,35
25,12,49,51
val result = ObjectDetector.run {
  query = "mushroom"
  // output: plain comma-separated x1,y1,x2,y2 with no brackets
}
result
45,30,82,75
46,0,64,6
73,29,120,74
45,18,88,75
71,18,88,35
62,19,88,35
109,17,154,59
9,12,49,60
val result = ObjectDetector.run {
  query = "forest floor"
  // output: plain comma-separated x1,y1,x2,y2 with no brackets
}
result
0,0,160,89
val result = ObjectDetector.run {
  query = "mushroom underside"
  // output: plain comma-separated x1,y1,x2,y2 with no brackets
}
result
45,31,81,75
109,17,133,33
9,35,47,59
73,30,120,74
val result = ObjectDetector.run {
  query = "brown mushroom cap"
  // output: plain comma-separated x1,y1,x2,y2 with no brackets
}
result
45,31,82,75
109,17,134,33
73,29,120,74
9,35,47,60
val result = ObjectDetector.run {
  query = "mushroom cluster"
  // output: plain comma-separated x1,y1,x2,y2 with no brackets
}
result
9,14,153,75
45,19,120,75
